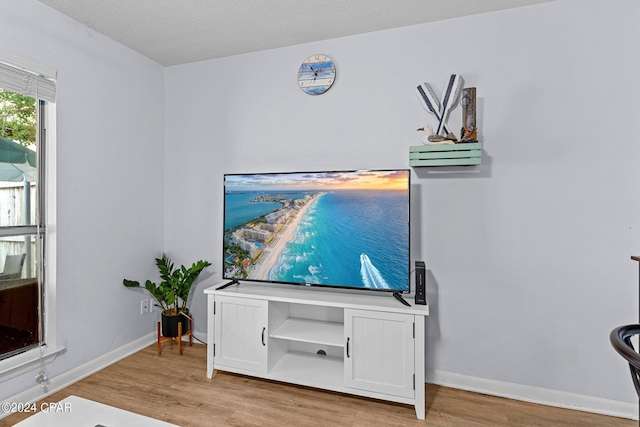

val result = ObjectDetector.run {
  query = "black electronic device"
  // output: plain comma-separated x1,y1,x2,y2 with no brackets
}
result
415,261,426,305
223,169,410,293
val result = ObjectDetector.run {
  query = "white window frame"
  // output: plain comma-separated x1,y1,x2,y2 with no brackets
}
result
0,52,62,381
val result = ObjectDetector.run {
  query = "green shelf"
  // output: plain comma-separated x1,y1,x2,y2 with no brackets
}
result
409,142,481,167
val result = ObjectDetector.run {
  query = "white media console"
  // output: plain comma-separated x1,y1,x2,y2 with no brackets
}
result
205,281,429,419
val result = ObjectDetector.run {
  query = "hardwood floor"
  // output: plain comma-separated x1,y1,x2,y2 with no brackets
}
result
1,343,635,426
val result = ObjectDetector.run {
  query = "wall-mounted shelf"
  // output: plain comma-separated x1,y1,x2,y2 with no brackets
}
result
409,142,481,167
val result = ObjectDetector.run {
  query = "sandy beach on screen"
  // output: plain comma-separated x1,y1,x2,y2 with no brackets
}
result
249,196,317,281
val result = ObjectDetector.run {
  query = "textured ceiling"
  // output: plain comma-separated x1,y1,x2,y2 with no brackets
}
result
37,0,555,66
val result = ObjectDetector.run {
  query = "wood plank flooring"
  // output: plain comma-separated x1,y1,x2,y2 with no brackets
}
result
0,343,635,426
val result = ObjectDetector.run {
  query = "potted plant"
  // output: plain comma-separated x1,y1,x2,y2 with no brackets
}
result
124,253,211,337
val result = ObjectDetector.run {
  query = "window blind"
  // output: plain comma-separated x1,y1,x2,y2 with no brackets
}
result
0,51,56,103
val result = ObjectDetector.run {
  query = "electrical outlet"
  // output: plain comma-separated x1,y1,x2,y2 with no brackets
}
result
140,299,149,315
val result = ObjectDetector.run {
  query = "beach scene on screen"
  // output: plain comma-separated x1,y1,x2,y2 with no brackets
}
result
223,170,409,291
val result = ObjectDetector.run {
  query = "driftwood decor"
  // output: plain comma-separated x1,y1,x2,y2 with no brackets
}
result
415,75,479,145
460,87,478,142
412,75,482,166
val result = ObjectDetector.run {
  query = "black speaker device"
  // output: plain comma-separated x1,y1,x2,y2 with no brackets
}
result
415,261,426,305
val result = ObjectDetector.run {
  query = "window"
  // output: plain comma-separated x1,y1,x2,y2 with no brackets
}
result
0,89,42,360
0,52,60,379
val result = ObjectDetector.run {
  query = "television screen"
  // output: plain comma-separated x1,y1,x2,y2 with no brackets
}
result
223,169,410,292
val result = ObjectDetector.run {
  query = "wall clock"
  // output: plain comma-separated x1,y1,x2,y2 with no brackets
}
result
297,54,336,95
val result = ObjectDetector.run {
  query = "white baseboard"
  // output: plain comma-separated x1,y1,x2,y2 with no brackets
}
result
429,370,638,420
0,332,155,420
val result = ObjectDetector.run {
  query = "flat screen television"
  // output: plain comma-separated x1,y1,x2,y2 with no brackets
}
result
223,169,410,293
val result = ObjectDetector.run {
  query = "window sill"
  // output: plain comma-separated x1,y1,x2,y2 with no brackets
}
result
0,345,65,382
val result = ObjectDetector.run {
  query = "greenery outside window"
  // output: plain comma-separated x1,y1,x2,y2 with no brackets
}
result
0,90,42,360
0,52,60,379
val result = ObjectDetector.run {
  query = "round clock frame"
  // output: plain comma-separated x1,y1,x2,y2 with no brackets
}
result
297,54,336,95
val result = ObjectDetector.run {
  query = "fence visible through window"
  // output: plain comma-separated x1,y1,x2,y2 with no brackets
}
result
0,87,42,360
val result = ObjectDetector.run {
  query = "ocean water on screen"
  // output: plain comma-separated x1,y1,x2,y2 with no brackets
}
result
268,190,409,290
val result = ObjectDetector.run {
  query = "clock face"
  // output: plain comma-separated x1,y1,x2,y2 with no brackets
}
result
298,54,336,95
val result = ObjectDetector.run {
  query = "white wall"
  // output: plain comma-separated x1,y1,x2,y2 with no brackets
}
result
165,0,640,410
0,1,165,401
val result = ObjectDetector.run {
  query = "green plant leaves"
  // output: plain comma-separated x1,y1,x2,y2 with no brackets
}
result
123,253,211,314
122,279,140,288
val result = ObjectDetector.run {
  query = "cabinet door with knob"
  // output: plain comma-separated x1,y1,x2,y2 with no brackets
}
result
344,309,415,398
213,295,268,373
